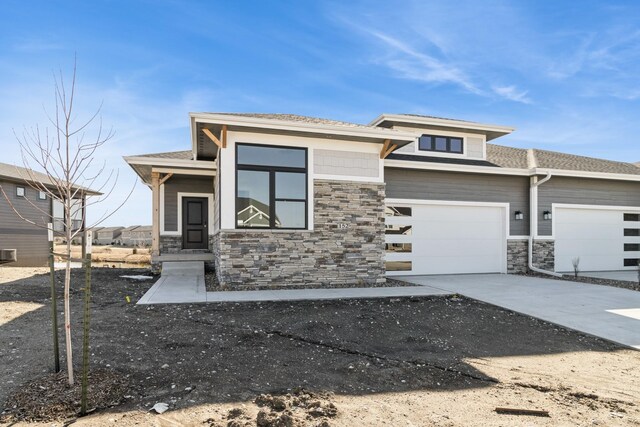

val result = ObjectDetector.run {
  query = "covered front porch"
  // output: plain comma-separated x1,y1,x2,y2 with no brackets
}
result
124,150,218,268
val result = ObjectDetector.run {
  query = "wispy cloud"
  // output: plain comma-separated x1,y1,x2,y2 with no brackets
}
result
492,85,532,104
368,30,483,95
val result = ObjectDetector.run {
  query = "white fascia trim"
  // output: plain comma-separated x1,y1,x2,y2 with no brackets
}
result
534,168,640,182
369,114,515,134
124,156,216,169
384,159,531,176
385,198,510,209
153,167,216,176
189,113,416,143
553,203,640,212
384,162,640,181
190,116,198,161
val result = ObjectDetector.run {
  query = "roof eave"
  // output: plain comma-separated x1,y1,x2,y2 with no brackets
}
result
189,113,416,146
370,114,515,140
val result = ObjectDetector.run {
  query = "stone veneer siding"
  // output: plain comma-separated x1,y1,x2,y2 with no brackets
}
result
507,239,528,274
213,179,386,289
159,235,183,253
507,239,556,273
532,240,555,271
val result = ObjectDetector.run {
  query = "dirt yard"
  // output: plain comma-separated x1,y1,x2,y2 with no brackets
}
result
1,267,639,426
55,245,150,266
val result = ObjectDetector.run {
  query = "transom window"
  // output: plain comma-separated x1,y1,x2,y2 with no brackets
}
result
236,143,307,229
418,134,463,154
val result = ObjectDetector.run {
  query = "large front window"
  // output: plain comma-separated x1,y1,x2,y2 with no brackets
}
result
236,143,307,229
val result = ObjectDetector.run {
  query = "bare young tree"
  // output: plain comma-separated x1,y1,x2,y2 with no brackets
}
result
0,61,135,385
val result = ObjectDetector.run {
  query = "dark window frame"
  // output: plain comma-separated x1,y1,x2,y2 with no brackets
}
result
16,186,25,197
235,143,308,230
38,190,47,200
418,134,464,154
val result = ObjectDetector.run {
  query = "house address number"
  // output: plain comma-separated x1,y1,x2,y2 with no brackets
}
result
337,223,350,229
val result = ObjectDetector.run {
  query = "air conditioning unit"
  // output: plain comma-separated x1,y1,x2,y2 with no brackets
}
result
0,249,17,264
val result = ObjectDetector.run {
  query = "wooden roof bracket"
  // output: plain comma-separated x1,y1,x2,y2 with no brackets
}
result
380,139,398,159
159,173,173,185
202,126,227,149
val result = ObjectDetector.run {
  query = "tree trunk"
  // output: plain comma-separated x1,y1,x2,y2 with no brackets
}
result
64,226,74,385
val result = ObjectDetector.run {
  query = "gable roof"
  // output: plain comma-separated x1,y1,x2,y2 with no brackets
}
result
134,150,193,160
0,162,101,195
209,113,377,131
532,149,640,175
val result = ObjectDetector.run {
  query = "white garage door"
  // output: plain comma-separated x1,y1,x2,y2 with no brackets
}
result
555,207,640,272
385,202,507,275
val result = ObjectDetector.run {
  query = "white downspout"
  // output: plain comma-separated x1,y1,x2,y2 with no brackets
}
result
529,171,562,277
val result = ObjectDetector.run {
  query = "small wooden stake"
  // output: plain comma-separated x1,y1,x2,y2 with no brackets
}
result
48,223,60,373
495,407,550,417
80,231,93,416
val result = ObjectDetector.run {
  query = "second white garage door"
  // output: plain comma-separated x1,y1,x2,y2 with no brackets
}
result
555,206,640,272
386,202,507,275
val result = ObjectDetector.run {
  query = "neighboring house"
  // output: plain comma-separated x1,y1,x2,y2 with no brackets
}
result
94,227,124,245
0,162,99,266
124,113,640,288
118,225,152,246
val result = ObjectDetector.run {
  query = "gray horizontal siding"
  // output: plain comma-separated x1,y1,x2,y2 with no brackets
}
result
538,177,640,236
0,179,50,266
385,168,530,236
0,233,49,266
163,176,214,232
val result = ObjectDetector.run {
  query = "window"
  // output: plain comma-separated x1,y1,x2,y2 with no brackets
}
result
385,224,412,235
16,186,25,197
385,261,412,271
418,134,464,154
236,143,307,229
624,213,640,221
624,243,640,252
38,191,47,200
386,243,412,253
624,228,640,237
624,258,639,267
385,206,412,217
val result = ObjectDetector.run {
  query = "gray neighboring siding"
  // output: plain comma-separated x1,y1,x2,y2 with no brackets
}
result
385,168,530,236
163,176,214,232
0,179,50,266
538,176,640,236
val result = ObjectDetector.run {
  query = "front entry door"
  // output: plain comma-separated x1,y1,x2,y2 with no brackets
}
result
182,197,208,249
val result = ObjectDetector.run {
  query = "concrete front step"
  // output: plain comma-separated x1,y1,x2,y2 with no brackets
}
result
161,261,205,276
153,253,214,262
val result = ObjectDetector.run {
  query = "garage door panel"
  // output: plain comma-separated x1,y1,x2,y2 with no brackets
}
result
413,239,503,257
555,207,640,272
386,202,506,275
411,255,504,275
556,222,621,239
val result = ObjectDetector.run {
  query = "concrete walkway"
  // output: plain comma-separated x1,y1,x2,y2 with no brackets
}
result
137,264,450,304
400,274,640,349
137,261,206,304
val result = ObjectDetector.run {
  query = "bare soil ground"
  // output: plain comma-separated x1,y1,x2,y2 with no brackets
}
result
56,245,151,265
1,267,639,426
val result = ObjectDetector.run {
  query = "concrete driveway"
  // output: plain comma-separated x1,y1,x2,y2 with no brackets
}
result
580,270,639,282
400,274,640,349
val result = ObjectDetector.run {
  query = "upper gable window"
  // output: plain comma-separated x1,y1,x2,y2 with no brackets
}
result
418,135,463,154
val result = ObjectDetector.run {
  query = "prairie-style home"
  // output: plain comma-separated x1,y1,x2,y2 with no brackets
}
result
124,113,640,288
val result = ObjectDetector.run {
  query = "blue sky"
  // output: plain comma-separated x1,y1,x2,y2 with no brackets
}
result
2,0,640,225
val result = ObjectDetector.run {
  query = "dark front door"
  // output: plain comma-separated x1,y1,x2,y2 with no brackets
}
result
182,197,208,249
